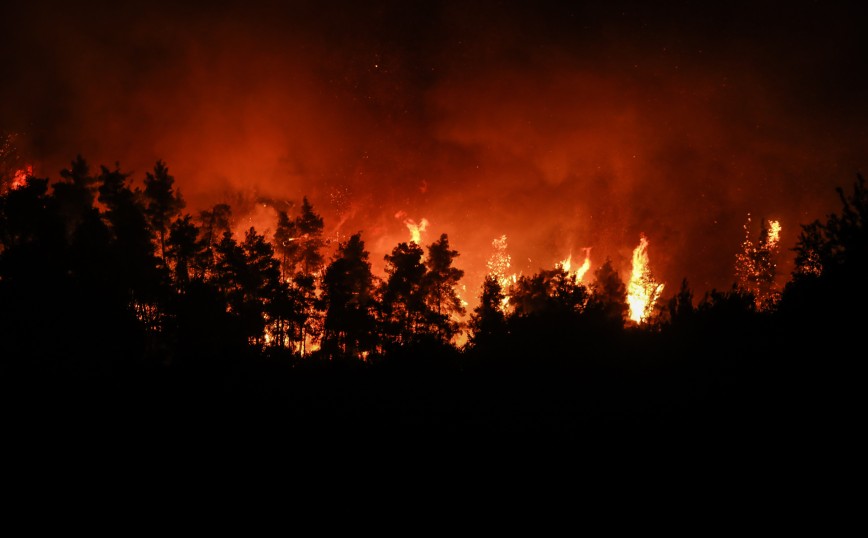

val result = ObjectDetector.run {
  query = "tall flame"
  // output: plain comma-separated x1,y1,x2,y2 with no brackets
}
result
557,247,592,281
404,217,428,244
767,219,781,248
627,235,664,323
574,248,591,281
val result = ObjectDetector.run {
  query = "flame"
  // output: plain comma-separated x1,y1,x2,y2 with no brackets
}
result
627,235,664,323
558,253,572,273
735,214,782,308
557,247,592,281
404,217,428,244
767,219,781,248
575,250,591,281
11,165,32,190
487,234,518,308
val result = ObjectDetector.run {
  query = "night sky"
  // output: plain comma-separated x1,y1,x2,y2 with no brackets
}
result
3,0,867,301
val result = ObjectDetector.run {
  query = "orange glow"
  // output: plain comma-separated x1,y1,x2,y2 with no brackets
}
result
768,220,781,248
558,248,592,282
627,235,664,324
5,4,858,306
487,234,518,308
11,165,32,190
403,217,428,244
735,214,782,308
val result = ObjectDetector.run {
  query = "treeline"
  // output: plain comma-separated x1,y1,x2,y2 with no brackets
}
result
0,156,473,368
1,157,866,371
1,157,866,441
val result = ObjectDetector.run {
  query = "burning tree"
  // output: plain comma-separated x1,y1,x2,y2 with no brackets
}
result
627,235,664,323
273,196,326,354
735,214,781,309
0,131,29,193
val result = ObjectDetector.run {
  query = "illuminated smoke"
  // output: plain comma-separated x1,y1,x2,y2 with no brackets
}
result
2,3,865,302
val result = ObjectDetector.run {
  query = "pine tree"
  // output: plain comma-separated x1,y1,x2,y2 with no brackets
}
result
381,241,427,344
587,259,628,327
321,233,376,358
468,275,506,348
142,160,185,263
423,233,466,342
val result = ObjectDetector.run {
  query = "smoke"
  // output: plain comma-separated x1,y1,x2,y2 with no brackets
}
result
3,1,867,301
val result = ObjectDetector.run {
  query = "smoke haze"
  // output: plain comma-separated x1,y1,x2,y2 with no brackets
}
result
3,1,867,300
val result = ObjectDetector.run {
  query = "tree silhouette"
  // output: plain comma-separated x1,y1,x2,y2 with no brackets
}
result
53,155,98,240
792,174,867,279
166,214,203,288
666,278,695,326
422,233,466,343
274,209,299,281
210,227,282,347
468,275,507,349
196,203,232,279
381,241,428,345
509,267,588,318
96,164,166,334
272,197,325,354
781,173,868,334
143,160,185,263
586,259,628,327
321,233,377,359
294,197,325,275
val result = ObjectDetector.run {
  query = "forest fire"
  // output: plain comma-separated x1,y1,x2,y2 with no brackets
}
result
1,0,866,448
395,212,429,245
558,248,592,282
735,214,783,308
627,235,664,324
11,165,31,190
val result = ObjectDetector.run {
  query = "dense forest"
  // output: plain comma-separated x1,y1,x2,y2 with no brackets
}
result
0,156,865,448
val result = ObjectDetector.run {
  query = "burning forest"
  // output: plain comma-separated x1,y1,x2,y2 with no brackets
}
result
0,2,866,447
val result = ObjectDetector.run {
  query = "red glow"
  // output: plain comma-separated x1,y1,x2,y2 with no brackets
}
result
2,3,865,307
11,165,32,190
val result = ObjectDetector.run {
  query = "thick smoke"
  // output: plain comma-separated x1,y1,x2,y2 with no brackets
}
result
3,1,867,302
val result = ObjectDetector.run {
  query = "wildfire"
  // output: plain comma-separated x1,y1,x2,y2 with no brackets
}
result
11,165,32,190
627,235,664,323
557,248,592,281
487,234,518,308
767,219,781,248
404,217,428,244
735,214,782,308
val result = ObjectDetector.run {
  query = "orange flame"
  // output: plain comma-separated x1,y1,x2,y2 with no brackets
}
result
404,217,428,244
11,165,32,190
557,247,591,281
767,219,781,248
627,235,663,323
487,234,518,308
